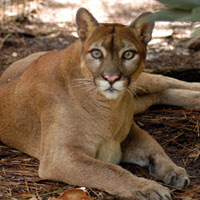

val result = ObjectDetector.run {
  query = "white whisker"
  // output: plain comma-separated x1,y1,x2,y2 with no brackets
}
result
127,86,142,103
129,81,148,94
72,77,94,90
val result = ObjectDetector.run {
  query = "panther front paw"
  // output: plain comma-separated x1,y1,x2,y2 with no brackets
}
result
162,166,190,188
134,179,171,200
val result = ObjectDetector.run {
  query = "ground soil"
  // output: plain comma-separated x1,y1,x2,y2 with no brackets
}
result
0,0,200,199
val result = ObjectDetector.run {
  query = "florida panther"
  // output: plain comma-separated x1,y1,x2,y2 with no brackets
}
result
1,8,200,200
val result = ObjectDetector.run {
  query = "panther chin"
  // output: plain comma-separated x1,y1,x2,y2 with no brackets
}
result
101,88,121,99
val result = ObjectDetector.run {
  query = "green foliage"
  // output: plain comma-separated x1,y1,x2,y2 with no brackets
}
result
186,26,200,46
147,0,200,45
148,8,200,22
158,0,200,10
148,0,200,22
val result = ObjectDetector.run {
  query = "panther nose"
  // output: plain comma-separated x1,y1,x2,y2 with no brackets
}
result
103,75,120,85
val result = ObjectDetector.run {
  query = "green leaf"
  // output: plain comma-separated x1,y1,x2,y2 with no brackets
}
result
186,26,200,47
157,0,200,10
192,27,200,39
192,7,200,19
147,8,200,22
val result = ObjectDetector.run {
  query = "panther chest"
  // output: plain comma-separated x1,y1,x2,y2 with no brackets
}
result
95,97,134,164
96,119,132,164
96,139,122,164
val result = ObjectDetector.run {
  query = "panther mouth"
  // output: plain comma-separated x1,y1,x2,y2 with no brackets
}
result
102,85,122,99
96,79,125,99
107,86,116,92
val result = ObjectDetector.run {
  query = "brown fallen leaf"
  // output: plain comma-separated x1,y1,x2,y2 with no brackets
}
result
57,189,93,200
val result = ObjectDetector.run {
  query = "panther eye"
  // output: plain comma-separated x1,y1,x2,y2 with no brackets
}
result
90,49,103,59
122,50,136,60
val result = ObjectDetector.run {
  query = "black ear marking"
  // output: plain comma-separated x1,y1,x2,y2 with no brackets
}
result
76,8,99,41
130,12,154,44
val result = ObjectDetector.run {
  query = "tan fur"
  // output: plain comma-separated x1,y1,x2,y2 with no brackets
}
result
1,8,200,200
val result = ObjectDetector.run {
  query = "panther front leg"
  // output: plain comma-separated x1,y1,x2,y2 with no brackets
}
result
121,122,190,187
39,107,171,200
132,72,200,113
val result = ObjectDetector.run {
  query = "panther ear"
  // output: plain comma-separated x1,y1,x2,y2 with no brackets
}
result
76,8,99,41
130,12,154,45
